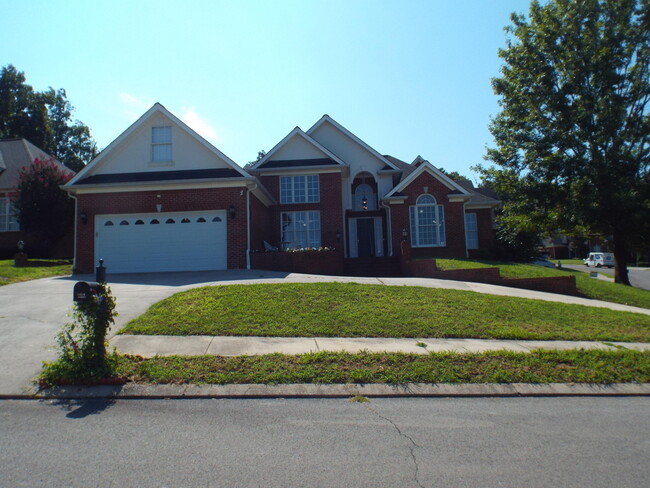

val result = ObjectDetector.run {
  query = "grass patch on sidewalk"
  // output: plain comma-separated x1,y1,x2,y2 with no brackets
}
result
114,349,650,385
0,259,72,286
120,283,650,342
435,259,650,310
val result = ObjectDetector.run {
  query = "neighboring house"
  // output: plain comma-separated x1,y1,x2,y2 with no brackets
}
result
63,104,499,274
0,139,71,257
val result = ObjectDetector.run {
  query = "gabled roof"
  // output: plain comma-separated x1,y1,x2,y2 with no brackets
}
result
307,115,401,171
251,127,347,171
0,139,71,191
383,160,473,200
65,103,249,188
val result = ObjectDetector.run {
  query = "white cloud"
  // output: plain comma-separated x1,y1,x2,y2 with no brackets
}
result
181,107,220,143
119,92,153,120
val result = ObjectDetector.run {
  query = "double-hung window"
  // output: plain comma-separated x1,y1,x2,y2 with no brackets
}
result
151,126,172,162
281,211,321,249
409,194,445,247
465,213,479,250
0,197,19,232
280,175,319,204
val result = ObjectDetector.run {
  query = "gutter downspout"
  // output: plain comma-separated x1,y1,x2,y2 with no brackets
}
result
246,183,257,270
463,201,469,258
380,199,393,257
69,193,78,272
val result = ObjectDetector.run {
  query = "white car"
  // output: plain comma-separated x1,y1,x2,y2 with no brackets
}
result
584,252,614,268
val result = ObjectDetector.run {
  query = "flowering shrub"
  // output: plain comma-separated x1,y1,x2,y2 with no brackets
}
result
12,157,74,255
251,247,337,253
40,283,118,387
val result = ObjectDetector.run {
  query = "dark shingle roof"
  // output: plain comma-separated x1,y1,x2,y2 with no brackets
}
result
257,158,339,169
74,168,245,185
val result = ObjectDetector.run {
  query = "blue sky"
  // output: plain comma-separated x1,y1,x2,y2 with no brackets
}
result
2,0,529,180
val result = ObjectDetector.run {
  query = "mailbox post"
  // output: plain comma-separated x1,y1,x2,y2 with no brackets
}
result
73,281,100,304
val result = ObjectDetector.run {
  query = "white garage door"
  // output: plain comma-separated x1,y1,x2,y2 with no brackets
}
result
95,211,227,273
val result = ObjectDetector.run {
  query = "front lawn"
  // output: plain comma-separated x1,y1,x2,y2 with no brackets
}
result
0,259,72,286
114,350,650,385
435,259,650,310
120,283,650,342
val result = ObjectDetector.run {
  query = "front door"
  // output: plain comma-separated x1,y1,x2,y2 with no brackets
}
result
357,218,375,258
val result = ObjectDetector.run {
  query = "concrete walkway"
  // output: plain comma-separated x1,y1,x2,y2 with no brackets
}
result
2,269,650,397
111,334,650,357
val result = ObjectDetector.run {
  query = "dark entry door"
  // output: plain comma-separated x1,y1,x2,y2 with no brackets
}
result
357,218,375,258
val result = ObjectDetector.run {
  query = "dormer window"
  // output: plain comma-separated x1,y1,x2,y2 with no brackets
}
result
151,126,172,162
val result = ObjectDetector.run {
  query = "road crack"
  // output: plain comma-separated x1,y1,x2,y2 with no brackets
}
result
368,406,424,488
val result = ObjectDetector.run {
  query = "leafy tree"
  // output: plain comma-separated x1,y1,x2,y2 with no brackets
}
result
0,65,97,171
12,157,75,255
438,168,471,184
478,0,650,285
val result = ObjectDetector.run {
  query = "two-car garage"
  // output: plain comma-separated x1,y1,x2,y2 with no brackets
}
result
94,210,228,274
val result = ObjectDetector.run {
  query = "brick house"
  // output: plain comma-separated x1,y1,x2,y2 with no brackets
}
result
64,104,499,274
0,139,74,258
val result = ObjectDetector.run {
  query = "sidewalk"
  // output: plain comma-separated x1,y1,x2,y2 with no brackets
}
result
110,334,650,357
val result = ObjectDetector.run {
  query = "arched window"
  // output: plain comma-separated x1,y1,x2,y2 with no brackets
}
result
104,221,114,226
150,219,160,224
212,216,222,222
135,220,144,225
119,220,129,226
409,194,445,247
165,218,175,224
354,183,377,211
181,218,190,223
197,217,206,223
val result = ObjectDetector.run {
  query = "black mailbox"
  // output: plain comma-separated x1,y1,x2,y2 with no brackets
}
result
73,281,100,303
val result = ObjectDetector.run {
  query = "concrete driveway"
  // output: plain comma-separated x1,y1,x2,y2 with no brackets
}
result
2,269,650,396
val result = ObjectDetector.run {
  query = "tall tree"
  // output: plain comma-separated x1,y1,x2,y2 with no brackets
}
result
0,65,97,171
479,0,650,284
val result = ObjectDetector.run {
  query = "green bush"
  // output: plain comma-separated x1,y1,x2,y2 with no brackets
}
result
40,283,118,387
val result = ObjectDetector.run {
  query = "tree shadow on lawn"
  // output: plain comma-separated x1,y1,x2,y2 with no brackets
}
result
56,269,291,287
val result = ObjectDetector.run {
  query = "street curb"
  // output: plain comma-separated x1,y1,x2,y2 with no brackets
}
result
3,383,650,400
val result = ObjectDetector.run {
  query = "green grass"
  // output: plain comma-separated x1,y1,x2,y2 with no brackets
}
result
113,350,650,385
552,259,585,265
435,258,650,310
0,259,72,286
120,282,650,342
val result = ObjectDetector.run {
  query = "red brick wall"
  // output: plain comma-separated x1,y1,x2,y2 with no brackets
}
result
259,172,343,249
249,193,271,252
74,187,248,273
467,208,496,258
389,172,467,258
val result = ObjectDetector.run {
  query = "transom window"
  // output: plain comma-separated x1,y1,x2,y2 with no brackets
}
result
465,213,478,250
280,175,319,204
281,211,321,249
0,197,19,232
152,126,172,162
409,194,446,247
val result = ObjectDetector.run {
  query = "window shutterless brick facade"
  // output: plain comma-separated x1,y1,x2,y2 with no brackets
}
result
74,187,248,273
259,172,343,250
388,172,468,259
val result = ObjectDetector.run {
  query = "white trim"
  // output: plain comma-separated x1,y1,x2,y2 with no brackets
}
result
67,179,252,194
255,166,343,176
384,161,473,199
251,127,347,170
306,115,400,171
65,103,248,188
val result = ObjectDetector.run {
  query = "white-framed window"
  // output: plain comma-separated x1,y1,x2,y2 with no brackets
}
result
409,194,445,247
281,211,320,249
0,197,19,232
465,212,479,250
280,175,319,204
151,126,172,162
353,184,377,211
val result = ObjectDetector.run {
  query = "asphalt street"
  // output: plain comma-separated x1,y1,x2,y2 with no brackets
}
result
1,397,648,488
561,264,650,291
